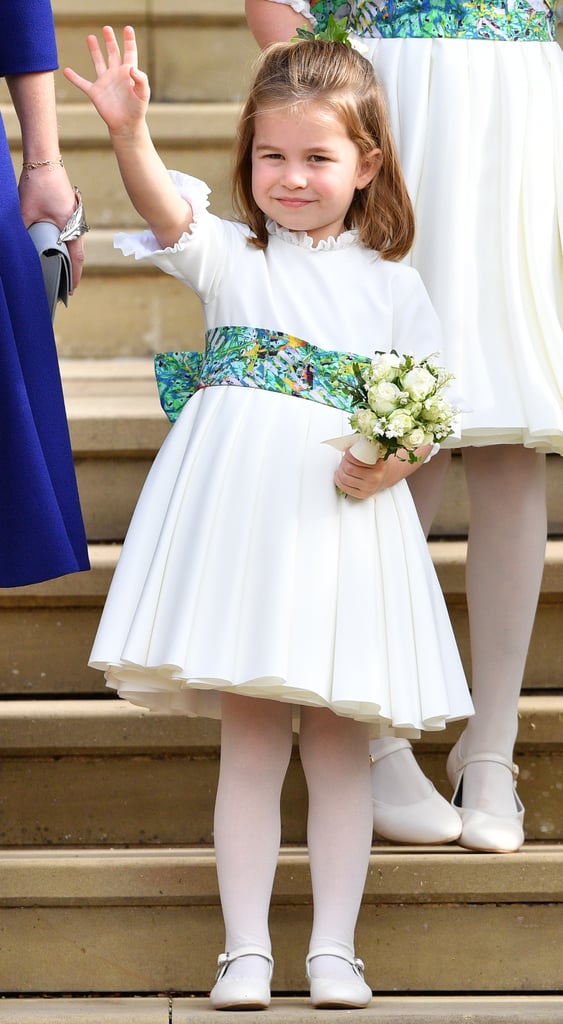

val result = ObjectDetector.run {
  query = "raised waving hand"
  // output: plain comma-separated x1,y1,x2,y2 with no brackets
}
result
64,25,149,135
64,26,193,249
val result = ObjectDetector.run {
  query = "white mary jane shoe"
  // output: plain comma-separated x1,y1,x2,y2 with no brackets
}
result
370,739,462,844
210,945,274,1011
447,738,525,853
306,948,372,1009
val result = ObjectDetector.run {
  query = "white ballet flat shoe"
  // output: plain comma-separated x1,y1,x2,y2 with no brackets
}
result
210,945,273,1011
306,948,372,1009
446,737,525,853
370,739,462,844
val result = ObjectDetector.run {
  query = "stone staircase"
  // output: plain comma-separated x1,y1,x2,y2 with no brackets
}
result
0,2,561,1018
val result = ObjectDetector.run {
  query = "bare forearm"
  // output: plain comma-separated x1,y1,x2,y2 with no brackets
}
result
245,0,309,46
110,122,193,248
63,26,192,248
7,70,87,288
6,72,61,161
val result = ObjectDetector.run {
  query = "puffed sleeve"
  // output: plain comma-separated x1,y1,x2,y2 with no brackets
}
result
114,171,249,304
266,1,316,26
0,0,58,77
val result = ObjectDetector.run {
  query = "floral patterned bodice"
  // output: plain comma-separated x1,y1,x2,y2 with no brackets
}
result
310,0,557,40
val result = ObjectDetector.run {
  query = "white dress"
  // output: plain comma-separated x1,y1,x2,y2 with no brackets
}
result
272,0,563,453
90,173,473,736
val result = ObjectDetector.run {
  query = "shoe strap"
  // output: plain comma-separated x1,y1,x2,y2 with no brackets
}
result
306,948,365,976
216,946,274,980
455,749,519,783
368,738,412,767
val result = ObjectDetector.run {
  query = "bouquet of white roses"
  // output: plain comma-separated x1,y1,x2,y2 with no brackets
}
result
327,350,458,465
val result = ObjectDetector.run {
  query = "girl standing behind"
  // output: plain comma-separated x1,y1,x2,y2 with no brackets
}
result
65,28,472,1010
246,0,563,854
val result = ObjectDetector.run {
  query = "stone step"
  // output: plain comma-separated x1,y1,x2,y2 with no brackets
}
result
0,698,560,844
53,231,207,359
3,998,563,1024
1,540,561,697
0,845,560,993
56,358,563,540
0,2,256,111
1,997,563,1024
1,105,239,235
51,0,257,105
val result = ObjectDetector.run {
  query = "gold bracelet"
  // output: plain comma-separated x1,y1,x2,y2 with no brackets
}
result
22,157,64,178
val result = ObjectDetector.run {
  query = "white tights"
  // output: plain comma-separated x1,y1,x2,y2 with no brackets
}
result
370,444,547,818
214,694,372,980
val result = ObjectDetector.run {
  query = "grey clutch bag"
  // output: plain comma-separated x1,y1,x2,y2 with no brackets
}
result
28,221,72,322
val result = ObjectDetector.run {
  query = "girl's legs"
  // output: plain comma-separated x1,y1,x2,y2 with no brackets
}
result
213,692,293,980
369,452,455,819
407,447,453,539
370,444,546,840
459,444,546,815
214,697,372,995
299,707,372,978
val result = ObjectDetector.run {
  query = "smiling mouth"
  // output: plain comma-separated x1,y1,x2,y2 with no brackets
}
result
275,197,313,206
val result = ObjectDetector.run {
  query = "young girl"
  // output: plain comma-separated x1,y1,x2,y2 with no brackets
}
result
65,27,473,1010
246,0,563,854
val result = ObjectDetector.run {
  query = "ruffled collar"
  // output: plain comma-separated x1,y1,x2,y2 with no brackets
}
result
266,218,360,252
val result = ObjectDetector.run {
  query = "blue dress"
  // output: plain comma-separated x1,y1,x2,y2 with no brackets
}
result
0,0,89,586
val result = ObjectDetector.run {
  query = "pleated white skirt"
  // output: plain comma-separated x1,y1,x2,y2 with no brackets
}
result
90,386,473,736
361,37,563,452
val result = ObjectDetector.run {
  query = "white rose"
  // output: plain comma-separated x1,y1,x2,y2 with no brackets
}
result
421,396,450,424
402,366,436,401
386,410,414,437
401,399,422,419
367,380,402,415
403,427,431,449
370,351,402,382
352,408,379,436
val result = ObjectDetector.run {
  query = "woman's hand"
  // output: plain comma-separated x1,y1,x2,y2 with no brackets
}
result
63,25,150,138
334,444,432,498
19,166,85,290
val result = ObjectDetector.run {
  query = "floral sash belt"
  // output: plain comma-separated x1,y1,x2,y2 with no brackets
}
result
154,325,371,424
348,0,556,42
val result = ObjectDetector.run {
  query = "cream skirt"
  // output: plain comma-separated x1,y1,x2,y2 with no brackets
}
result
361,37,563,452
90,386,473,735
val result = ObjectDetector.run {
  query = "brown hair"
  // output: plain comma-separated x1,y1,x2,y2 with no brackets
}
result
232,40,414,260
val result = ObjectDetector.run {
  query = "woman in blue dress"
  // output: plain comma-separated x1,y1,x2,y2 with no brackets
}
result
246,0,563,852
0,0,89,586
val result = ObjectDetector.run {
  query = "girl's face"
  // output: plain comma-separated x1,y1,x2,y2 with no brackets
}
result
251,103,380,245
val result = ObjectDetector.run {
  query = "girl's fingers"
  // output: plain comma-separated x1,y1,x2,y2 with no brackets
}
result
122,25,139,68
102,25,124,69
86,33,109,77
62,67,93,94
101,25,137,70
64,25,145,104
130,66,151,102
